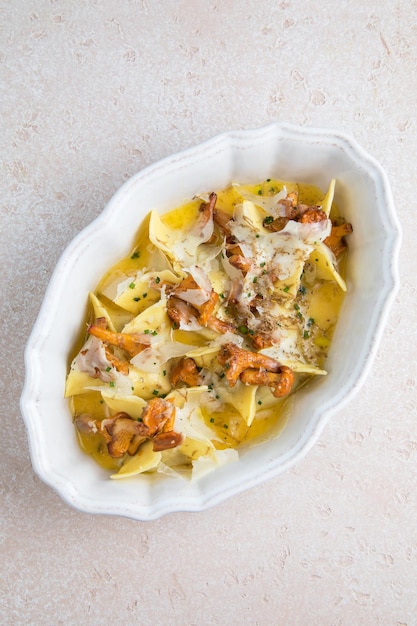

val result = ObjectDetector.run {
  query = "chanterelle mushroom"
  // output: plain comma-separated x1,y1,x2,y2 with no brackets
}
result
240,366,294,398
75,398,183,459
87,318,149,357
102,412,149,458
170,357,202,387
217,342,283,387
324,222,353,257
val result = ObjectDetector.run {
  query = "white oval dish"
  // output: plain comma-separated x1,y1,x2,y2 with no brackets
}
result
21,123,401,520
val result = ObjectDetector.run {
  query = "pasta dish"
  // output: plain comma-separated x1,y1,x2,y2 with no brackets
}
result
65,179,352,479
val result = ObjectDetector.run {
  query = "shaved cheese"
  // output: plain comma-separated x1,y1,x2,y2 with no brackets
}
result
171,389,220,443
177,289,210,307
149,210,217,270
130,341,193,372
229,201,331,286
220,253,243,281
188,265,212,293
75,336,114,382
232,183,288,213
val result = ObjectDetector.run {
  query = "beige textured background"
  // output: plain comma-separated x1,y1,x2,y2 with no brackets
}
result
1,1,415,624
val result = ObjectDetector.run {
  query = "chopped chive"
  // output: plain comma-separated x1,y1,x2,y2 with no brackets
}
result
210,417,215,423
283,285,290,292
109,382,115,388
155,276,160,284
266,178,271,182
142,292,148,298
130,251,140,259
257,189,262,195
238,325,249,334
152,389,159,396
163,369,167,376
105,366,111,372
303,330,309,339
144,329,150,334
257,400,262,405
253,276,258,283
133,296,140,301
151,330,158,336
260,262,266,268
129,282,135,289
223,424,229,429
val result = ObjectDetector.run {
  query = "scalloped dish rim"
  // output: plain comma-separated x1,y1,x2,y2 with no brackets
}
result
21,123,401,520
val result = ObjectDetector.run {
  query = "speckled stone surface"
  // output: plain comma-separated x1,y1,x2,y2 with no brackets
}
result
1,1,416,624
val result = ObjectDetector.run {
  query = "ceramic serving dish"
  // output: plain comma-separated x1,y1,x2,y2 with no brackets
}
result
21,123,401,520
